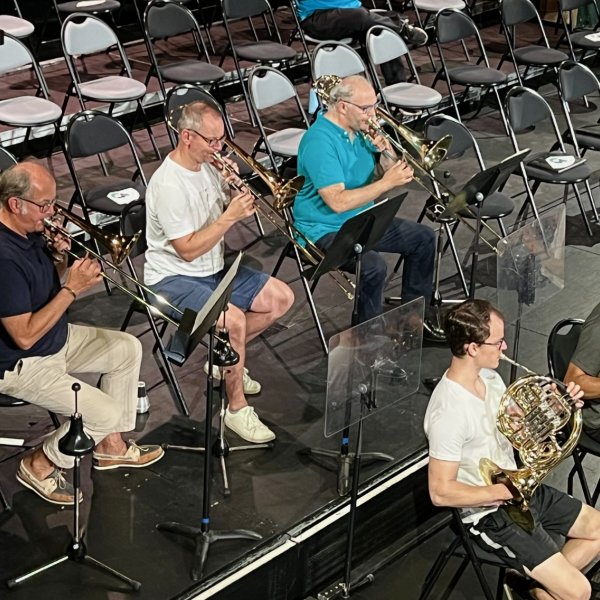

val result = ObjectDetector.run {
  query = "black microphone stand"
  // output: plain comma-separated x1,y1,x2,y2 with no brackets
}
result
7,383,141,591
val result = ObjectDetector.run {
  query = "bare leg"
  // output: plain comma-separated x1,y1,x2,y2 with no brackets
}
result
244,278,294,343
219,304,248,412
23,448,55,480
95,433,128,456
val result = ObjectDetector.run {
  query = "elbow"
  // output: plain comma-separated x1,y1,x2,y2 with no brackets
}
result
178,251,196,263
14,336,34,351
430,493,445,507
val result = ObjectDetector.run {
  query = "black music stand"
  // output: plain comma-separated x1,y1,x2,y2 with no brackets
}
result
163,321,273,497
157,254,262,581
301,194,406,496
316,299,424,599
7,384,141,591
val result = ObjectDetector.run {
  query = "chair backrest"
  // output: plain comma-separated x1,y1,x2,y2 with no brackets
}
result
559,0,594,11
366,25,409,65
61,13,118,56
120,200,147,259
312,42,367,80
0,147,18,172
66,110,141,161
547,318,584,380
425,114,481,163
249,65,297,110
0,33,33,74
505,86,554,132
435,9,478,44
145,0,197,40
501,0,538,26
559,60,600,103
222,0,270,20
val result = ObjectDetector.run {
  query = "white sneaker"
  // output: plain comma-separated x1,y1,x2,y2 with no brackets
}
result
224,406,275,443
203,362,261,395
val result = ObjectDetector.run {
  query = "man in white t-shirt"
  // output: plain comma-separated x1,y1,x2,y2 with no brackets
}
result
144,101,294,444
424,299,600,599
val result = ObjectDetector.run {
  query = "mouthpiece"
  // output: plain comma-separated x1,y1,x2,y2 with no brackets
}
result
499,353,536,375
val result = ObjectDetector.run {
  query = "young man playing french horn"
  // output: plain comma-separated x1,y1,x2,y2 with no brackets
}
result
425,299,600,600
144,101,294,445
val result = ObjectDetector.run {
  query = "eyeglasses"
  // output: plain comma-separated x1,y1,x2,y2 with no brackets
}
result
343,99,380,114
480,338,506,349
187,128,226,148
18,196,57,211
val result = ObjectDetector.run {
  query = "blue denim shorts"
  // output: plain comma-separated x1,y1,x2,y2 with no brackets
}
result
150,265,270,318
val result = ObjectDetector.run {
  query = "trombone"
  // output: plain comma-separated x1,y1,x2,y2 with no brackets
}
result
44,205,185,328
166,104,355,300
313,75,505,254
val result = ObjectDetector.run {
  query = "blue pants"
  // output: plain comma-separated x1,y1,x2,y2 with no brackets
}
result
317,217,435,324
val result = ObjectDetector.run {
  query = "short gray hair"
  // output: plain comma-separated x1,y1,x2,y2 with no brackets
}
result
176,101,220,134
328,79,355,105
0,165,31,209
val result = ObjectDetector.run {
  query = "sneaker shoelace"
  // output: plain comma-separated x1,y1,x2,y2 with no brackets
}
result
51,469,69,491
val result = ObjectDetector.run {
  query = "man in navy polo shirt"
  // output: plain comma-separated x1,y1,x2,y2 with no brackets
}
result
0,162,163,506
294,75,443,338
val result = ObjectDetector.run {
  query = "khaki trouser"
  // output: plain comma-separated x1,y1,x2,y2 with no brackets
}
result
0,324,142,469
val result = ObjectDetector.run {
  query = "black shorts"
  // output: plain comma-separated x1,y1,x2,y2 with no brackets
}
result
466,485,583,574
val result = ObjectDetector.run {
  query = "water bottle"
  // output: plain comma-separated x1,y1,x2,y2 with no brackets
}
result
136,381,149,414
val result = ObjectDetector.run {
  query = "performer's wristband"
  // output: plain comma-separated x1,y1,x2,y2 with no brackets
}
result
62,285,77,300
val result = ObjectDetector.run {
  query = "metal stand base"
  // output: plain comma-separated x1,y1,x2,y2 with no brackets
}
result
164,399,273,497
317,573,375,600
299,448,393,497
7,539,141,591
155,524,261,581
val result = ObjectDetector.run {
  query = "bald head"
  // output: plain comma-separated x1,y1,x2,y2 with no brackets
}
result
0,161,56,210
328,75,375,105
176,101,222,134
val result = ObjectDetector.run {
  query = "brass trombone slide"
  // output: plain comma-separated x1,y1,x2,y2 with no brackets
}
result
44,206,184,327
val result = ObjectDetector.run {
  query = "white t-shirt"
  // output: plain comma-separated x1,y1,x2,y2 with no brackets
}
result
144,155,230,286
423,369,518,521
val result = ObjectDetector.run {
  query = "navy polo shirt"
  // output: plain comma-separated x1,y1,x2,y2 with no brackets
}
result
293,111,377,244
0,222,68,377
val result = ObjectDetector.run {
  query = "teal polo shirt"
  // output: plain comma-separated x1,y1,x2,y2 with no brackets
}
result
293,111,377,244
297,0,361,21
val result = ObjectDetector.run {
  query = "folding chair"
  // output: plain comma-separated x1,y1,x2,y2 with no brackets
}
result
499,0,568,87
419,114,515,297
143,0,225,116
547,318,600,506
557,0,600,63
64,110,148,292
505,85,599,236
248,65,309,173
433,8,509,133
60,13,160,160
0,33,63,159
365,24,442,115
557,60,600,160
419,508,508,600
219,0,298,124
119,201,190,416
0,147,18,171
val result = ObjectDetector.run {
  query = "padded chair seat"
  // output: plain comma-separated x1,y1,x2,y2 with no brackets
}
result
578,429,600,455
458,191,515,219
266,128,305,156
82,177,146,215
235,41,297,63
0,15,34,38
571,30,600,48
448,65,507,86
524,151,592,183
78,76,146,102
159,60,225,85
57,0,120,13
0,392,27,407
513,46,568,65
383,82,442,110
0,97,62,126
413,0,465,11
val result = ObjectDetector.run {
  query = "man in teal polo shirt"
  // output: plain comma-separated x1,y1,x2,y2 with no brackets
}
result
294,75,441,337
